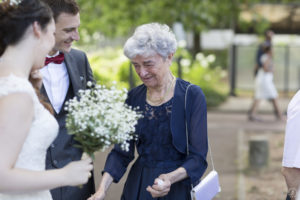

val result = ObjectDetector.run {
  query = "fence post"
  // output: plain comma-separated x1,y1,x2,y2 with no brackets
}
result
249,136,269,169
284,45,289,97
229,44,237,96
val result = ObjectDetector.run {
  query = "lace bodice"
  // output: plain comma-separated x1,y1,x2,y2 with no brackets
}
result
0,74,58,200
136,98,185,167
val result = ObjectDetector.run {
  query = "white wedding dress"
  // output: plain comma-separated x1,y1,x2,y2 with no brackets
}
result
0,74,58,200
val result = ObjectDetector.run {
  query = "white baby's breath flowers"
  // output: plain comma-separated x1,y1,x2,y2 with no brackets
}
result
65,82,143,158
9,0,21,6
86,81,93,87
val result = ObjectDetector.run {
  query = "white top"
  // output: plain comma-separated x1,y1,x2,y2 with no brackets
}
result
261,54,268,62
40,52,69,113
282,90,300,168
0,74,58,200
260,54,273,72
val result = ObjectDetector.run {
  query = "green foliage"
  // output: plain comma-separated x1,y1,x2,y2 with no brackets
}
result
171,48,228,107
238,12,271,34
77,0,240,46
117,61,142,88
77,0,298,47
202,87,227,108
202,49,228,70
89,47,228,108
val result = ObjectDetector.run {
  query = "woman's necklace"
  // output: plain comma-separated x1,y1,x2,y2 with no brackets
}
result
146,75,176,106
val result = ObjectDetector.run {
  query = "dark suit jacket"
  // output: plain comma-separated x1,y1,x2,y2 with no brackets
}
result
42,49,95,200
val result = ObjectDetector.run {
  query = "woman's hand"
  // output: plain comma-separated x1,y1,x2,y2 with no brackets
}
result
61,157,93,186
282,167,300,199
146,167,188,198
88,172,113,200
87,188,106,200
146,174,171,198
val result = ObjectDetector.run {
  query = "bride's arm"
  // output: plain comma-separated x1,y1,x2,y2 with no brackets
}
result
0,93,93,194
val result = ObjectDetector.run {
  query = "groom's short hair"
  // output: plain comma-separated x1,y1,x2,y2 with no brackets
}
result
41,0,79,21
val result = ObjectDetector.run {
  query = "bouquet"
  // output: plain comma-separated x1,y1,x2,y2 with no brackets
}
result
65,81,142,159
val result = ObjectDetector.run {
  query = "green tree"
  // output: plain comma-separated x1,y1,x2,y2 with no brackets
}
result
77,0,297,53
77,0,239,54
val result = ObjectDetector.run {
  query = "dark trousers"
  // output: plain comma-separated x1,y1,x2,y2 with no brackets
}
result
286,194,291,200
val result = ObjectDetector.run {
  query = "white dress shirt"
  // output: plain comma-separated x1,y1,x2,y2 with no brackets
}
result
282,90,300,168
40,52,70,114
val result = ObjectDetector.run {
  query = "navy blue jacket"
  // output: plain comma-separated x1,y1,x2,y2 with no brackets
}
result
104,78,208,185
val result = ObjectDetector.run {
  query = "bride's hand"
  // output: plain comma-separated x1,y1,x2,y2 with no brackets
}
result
62,157,93,186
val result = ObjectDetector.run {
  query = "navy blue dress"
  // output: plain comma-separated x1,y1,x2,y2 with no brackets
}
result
121,99,191,200
104,79,208,200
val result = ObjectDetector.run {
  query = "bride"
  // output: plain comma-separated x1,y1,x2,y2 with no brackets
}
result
0,0,93,199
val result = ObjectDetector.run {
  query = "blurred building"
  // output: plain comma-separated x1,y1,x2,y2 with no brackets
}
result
237,3,300,34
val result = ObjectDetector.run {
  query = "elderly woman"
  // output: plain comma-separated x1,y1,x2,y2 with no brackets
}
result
89,23,208,200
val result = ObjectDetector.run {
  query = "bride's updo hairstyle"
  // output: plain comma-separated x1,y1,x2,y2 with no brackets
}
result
0,0,54,114
0,0,53,56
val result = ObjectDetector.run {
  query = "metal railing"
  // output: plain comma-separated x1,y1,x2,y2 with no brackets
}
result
229,44,300,96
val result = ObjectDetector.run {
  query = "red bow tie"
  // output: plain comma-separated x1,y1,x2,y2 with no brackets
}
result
45,53,65,65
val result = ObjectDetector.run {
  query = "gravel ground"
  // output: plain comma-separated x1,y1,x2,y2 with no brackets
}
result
243,131,287,200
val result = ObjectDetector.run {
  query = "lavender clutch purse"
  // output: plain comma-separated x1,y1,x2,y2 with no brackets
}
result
191,170,221,200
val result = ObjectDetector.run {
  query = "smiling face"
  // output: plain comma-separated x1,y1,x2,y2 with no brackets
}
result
131,53,172,88
50,12,80,55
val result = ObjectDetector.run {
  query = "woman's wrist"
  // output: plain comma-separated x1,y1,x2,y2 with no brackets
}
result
164,167,187,184
161,173,173,184
97,172,113,193
55,168,69,187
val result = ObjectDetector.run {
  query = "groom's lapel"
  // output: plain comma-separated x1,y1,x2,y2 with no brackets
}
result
64,52,84,96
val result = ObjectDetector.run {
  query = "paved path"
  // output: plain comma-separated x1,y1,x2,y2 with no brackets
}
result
207,96,287,200
93,97,288,200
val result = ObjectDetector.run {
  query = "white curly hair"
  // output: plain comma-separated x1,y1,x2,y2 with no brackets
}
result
123,22,177,60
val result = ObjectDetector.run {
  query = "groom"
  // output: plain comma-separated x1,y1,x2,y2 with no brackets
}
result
40,0,95,199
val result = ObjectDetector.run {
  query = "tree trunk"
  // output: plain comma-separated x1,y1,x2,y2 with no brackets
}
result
176,56,183,79
192,31,201,58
